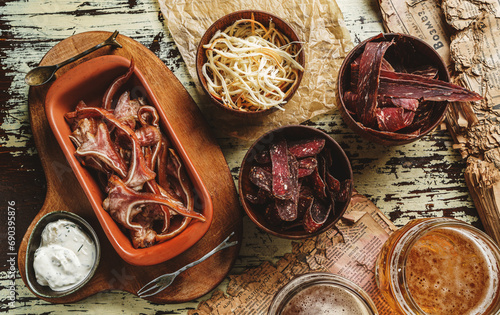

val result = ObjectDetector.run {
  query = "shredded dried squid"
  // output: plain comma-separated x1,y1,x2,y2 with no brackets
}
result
202,17,304,112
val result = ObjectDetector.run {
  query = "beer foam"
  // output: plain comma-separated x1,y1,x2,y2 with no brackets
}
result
405,227,500,315
281,284,372,315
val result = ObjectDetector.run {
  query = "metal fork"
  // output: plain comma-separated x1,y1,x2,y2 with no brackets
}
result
137,232,238,298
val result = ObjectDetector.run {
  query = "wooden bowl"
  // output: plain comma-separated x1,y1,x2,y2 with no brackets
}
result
239,125,353,239
337,33,450,146
45,55,213,266
25,211,101,298
196,10,305,117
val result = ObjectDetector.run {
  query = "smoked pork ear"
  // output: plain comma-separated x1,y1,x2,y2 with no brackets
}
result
66,62,204,248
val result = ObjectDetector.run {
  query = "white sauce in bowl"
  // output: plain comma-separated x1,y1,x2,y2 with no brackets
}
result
33,219,96,291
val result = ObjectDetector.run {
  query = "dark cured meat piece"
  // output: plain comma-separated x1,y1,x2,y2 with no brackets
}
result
376,107,415,132
343,91,358,114
288,138,326,158
377,95,420,112
270,138,293,199
249,166,272,192
264,202,283,226
357,122,421,140
303,199,330,233
103,58,135,110
410,65,438,78
297,186,314,219
350,64,482,102
346,92,419,113
325,172,340,197
275,153,300,221
254,149,271,164
352,55,395,71
386,97,419,112
377,70,482,101
337,179,353,203
356,40,394,128
309,167,327,201
298,157,317,178
245,188,271,205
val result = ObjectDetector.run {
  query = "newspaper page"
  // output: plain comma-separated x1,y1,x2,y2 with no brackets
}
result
189,192,398,315
158,0,353,141
379,0,500,244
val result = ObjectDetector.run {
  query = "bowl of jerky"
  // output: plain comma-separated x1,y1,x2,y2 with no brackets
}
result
239,125,353,239
337,33,482,146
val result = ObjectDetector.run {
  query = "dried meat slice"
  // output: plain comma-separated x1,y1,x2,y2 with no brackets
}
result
378,96,420,112
254,149,271,164
297,186,314,219
303,199,331,233
245,188,271,205
288,138,326,158
351,64,482,102
357,122,421,140
337,179,353,203
308,167,327,201
249,166,273,192
325,172,341,197
378,70,482,101
376,107,416,132
270,138,293,199
356,40,394,128
298,157,318,178
275,153,300,221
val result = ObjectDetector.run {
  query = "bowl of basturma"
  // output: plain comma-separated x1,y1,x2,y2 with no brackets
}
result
337,33,482,146
196,10,305,117
238,125,353,239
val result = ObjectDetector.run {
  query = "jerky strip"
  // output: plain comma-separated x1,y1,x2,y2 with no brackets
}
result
376,107,415,132
245,188,271,205
309,167,327,200
325,172,340,197
249,166,272,192
254,149,271,164
337,179,354,203
288,138,326,158
275,153,300,221
297,186,315,219
378,70,482,101
264,202,282,226
357,122,421,140
298,157,318,178
303,199,331,233
270,138,293,199
345,92,419,113
351,65,482,102
356,40,394,128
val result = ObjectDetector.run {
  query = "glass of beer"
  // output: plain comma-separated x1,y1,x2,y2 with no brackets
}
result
375,217,500,314
268,272,378,314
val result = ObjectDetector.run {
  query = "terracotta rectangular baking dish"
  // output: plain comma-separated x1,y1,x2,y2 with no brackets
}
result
44,55,213,266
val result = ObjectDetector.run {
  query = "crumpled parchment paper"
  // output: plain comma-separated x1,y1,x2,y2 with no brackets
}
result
158,0,353,140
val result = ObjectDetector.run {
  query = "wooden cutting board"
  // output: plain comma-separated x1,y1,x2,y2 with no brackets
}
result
18,31,243,304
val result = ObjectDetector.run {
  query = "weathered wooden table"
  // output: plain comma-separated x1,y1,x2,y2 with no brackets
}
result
0,0,479,313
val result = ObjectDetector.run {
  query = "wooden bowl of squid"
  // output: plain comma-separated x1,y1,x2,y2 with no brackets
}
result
196,10,305,117
337,33,452,146
238,125,353,239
